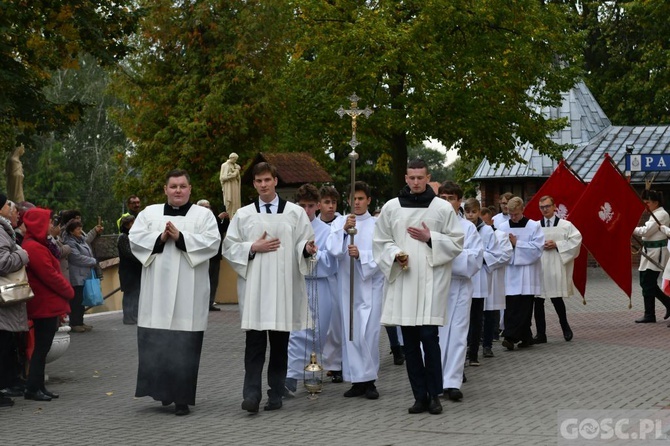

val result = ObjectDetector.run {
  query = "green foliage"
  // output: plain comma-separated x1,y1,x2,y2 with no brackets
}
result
575,0,670,125
22,54,133,232
25,142,78,211
110,0,294,207
0,0,140,150
276,0,583,200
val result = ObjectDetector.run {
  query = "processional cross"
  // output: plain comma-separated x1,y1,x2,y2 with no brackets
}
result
336,93,373,341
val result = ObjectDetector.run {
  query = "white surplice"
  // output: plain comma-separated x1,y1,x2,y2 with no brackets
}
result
129,203,221,331
223,201,314,331
486,229,513,311
472,223,500,299
540,218,582,298
329,212,384,383
287,217,338,380
439,217,483,390
321,215,344,371
492,212,510,229
498,218,545,296
373,199,464,326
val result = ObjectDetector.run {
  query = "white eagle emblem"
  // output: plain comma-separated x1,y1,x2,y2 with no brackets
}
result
555,204,568,219
599,202,614,223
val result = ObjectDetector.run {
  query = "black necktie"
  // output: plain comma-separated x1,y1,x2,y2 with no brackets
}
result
264,203,272,214
546,219,551,227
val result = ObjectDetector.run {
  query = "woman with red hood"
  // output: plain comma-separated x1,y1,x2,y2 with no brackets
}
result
21,208,74,401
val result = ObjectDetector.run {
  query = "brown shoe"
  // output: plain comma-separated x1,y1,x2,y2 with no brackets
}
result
71,326,86,333
82,324,93,331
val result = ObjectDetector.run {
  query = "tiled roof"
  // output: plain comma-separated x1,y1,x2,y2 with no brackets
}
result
471,81,611,180
568,125,670,183
242,152,333,186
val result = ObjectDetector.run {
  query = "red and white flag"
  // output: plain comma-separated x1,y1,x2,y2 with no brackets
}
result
568,154,646,297
525,160,588,298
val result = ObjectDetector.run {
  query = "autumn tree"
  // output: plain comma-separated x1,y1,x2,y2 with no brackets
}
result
20,54,134,230
274,0,583,200
111,0,295,205
0,0,140,152
568,0,670,125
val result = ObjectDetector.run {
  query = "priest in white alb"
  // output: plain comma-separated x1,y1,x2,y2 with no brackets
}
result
533,195,582,343
223,162,316,414
373,159,463,416
129,169,221,416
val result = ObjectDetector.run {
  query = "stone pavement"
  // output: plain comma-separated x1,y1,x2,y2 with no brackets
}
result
2,268,669,446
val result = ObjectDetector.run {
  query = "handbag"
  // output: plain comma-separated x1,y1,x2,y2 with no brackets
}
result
0,266,34,306
82,269,104,307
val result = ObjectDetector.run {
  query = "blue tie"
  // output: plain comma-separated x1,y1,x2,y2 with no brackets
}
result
264,203,272,214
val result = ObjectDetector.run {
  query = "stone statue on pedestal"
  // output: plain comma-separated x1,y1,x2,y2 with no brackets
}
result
220,152,241,216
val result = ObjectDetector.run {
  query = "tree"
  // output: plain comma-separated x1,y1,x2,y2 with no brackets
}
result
572,0,670,125
110,0,295,206
274,0,583,200
0,0,140,151
22,54,133,231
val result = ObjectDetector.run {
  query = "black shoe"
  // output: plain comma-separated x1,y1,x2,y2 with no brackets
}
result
468,358,480,367
563,327,573,341
331,370,343,383
365,381,379,400
444,388,463,402
343,383,366,398
502,339,515,351
241,398,259,413
0,396,14,407
175,404,190,416
209,305,221,312
428,397,443,415
462,373,467,383
263,399,282,411
390,346,405,365
0,386,23,398
517,341,532,348
635,316,656,323
161,400,172,406
483,347,494,358
532,334,547,344
24,390,52,402
41,388,59,399
408,399,429,414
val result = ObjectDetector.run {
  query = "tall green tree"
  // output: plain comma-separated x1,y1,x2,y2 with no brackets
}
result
0,0,140,151
571,0,670,125
111,0,294,205
275,0,583,200
22,54,133,231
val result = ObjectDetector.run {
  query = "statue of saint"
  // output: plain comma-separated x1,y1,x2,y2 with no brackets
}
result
220,152,241,216
6,144,25,203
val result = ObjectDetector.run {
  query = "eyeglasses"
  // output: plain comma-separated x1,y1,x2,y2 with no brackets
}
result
539,204,553,210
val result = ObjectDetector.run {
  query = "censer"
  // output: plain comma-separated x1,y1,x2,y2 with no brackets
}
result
304,253,323,399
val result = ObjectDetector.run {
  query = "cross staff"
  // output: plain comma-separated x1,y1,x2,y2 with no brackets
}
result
336,93,373,341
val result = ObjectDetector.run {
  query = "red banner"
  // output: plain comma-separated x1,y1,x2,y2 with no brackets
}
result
525,160,588,297
568,155,646,297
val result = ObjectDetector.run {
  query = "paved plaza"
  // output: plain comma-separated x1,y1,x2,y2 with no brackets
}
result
2,268,669,445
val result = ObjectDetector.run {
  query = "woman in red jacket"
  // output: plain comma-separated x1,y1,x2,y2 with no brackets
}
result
21,208,74,401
